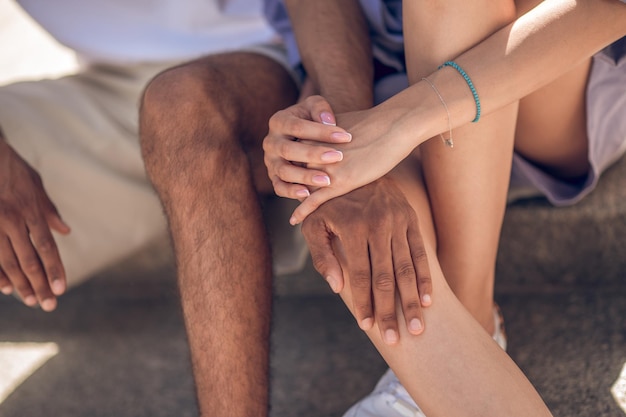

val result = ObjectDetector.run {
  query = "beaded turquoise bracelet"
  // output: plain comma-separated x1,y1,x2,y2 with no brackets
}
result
439,61,481,123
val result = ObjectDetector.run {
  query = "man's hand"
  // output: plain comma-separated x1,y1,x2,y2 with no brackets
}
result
301,178,432,345
0,138,70,311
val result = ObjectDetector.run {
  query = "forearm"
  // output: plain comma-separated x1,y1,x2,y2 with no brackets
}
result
284,0,373,112
377,0,626,148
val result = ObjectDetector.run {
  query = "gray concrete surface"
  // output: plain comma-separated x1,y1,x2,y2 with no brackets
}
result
1,246,625,417
1,2,626,416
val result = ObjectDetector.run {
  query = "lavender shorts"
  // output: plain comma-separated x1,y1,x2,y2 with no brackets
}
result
509,41,626,206
373,39,626,207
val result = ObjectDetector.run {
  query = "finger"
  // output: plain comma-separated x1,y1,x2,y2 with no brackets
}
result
341,235,374,331
8,223,57,311
28,217,67,297
270,176,311,200
0,268,13,295
302,96,339,128
278,141,345,166
290,188,340,225
0,236,37,307
46,211,71,235
408,219,432,307
264,133,347,167
392,228,424,336
369,233,399,345
268,109,351,145
301,218,344,293
273,162,331,188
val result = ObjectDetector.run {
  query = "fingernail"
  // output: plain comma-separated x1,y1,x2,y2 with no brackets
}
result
52,280,65,295
359,317,374,331
321,150,343,162
320,112,336,126
330,132,352,142
289,216,298,226
312,175,331,186
384,329,398,345
296,189,310,198
24,295,37,307
409,318,423,334
41,298,57,312
326,276,339,293
422,294,432,306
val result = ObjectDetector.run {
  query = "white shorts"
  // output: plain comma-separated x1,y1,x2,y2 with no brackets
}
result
0,43,293,287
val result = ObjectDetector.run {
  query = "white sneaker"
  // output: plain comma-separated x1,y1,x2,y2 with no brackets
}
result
342,368,426,417
343,305,507,417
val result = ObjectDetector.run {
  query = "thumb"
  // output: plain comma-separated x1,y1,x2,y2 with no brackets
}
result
302,221,344,293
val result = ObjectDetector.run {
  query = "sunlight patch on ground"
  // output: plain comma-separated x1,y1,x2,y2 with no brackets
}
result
612,361,626,415
0,342,59,404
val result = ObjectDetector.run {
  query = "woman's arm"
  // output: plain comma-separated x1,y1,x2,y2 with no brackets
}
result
285,0,626,224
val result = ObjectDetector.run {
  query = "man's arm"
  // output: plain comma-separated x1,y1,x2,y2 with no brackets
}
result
270,0,432,344
283,0,373,112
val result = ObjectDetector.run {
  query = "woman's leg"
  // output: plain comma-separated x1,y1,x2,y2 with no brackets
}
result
513,0,592,180
336,160,552,417
403,0,518,334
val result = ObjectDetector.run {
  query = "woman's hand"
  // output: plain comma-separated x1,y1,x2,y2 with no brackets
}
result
263,95,353,200
264,96,417,224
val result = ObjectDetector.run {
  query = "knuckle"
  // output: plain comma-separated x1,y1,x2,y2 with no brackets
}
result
418,274,432,288
412,246,428,264
278,141,293,160
1,259,20,275
34,237,56,255
285,118,305,139
351,270,371,290
395,261,416,283
378,312,397,324
21,258,43,276
311,256,328,275
373,272,395,292
276,163,291,180
404,300,421,312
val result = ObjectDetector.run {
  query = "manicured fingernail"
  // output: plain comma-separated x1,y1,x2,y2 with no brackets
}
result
409,318,423,333
1,286,12,295
320,112,336,126
384,329,398,345
330,132,352,142
422,294,432,306
326,276,339,293
321,150,343,162
289,216,298,226
41,298,57,312
51,280,65,295
24,295,37,307
296,189,310,198
312,175,330,186
359,317,373,330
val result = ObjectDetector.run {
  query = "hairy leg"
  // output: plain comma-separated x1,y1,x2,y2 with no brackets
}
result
336,159,553,417
140,52,298,416
403,0,518,333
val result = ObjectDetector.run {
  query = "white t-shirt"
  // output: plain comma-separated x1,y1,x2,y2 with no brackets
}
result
16,0,277,64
